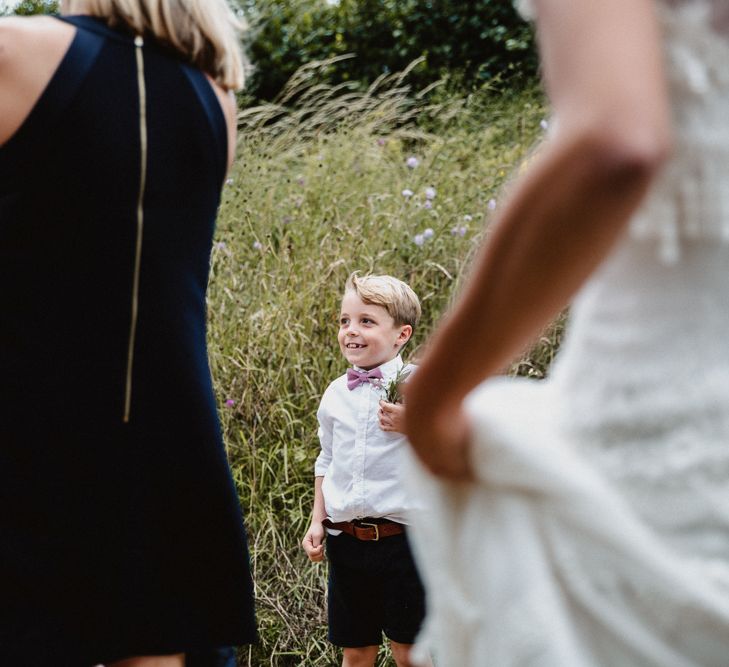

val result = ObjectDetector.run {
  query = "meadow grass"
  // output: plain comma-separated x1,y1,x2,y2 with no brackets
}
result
208,71,553,665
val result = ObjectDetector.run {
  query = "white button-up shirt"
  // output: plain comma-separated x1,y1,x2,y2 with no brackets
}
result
314,355,417,525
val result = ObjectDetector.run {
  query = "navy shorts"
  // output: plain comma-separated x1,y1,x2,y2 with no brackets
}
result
326,528,426,647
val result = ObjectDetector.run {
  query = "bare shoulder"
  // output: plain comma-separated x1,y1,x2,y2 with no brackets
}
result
0,16,76,146
0,15,72,45
0,15,75,70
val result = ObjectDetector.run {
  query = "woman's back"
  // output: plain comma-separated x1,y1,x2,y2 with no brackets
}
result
0,15,255,664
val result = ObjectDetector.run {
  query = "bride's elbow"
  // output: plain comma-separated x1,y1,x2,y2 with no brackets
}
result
579,125,672,187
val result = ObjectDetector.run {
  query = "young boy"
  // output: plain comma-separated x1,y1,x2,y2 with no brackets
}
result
302,272,430,667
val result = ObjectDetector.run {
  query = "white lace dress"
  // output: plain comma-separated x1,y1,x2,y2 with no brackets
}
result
407,2,729,665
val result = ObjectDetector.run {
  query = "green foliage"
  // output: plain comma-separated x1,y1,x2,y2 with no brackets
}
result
12,0,58,15
244,0,537,101
209,70,552,664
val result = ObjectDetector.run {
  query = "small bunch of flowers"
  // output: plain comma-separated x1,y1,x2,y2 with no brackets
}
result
374,366,412,404
401,186,436,207
413,228,434,246
451,214,472,237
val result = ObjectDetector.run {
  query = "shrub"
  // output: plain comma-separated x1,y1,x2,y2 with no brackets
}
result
243,0,537,102
11,0,59,15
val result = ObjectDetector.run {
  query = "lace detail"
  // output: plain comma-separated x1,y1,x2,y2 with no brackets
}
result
518,0,729,261
629,1,729,261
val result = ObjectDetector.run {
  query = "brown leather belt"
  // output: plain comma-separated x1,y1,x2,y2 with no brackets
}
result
323,518,404,541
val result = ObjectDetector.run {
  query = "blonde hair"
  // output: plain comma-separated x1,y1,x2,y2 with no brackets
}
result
345,272,421,330
63,0,247,90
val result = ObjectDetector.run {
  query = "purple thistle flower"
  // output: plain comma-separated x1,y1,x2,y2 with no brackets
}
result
458,226,468,237
402,188,414,198
413,233,425,246
423,228,434,239
225,399,235,407
540,119,549,131
488,199,497,211
253,241,263,250
424,200,433,210
377,138,386,147
463,214,473,222
425,187,436,200
406,156,420,169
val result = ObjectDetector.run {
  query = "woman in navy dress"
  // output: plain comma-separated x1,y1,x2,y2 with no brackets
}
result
0,1,256,665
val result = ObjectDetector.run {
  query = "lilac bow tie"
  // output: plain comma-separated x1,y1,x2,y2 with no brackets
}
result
346,367,383,391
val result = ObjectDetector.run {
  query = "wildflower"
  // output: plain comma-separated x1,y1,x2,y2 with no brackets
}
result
253,241,263,250
413,233,425,246
225,399,235,407
540,119,549,131
424,200,433,210
377,138,386,147
451,226,467,237
488,199,497,211
406,156,420,169
225,178,234,186
296,176,305,186
463,214,473,222
423,228,434,239
215,241,227,251
375,366,412,404
425,187,436,200
402,188,414,198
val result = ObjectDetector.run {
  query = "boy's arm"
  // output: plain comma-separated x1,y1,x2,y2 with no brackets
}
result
302,476,326,562
302,395,333,563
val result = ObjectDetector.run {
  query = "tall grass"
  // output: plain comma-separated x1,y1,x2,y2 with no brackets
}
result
208,67,550,665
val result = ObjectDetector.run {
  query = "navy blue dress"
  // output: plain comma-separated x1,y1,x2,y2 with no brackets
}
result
0,16,256,665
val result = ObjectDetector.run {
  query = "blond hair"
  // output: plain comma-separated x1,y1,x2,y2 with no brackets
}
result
63,0,247,90
345,272,421,330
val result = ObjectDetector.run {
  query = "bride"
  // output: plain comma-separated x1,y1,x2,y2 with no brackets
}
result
404,0,729,665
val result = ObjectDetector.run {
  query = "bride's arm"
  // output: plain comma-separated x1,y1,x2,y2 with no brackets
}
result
405,0,672,480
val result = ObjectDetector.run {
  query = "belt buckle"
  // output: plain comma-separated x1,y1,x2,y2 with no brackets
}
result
359,521,380,541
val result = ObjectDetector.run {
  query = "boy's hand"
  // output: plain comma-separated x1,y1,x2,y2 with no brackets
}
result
302,522,326,562
379,400,405,433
